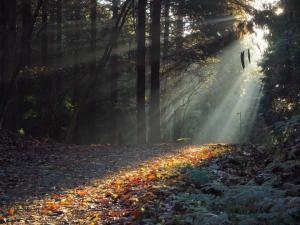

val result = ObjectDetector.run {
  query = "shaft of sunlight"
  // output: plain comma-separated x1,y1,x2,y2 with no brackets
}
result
191,24,268,144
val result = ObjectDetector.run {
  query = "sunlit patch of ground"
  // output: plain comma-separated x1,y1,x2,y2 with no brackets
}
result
2,144,300,224
0,144,230,224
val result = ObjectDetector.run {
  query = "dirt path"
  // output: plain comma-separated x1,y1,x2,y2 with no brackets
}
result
0,143,183,207
1,144,299,224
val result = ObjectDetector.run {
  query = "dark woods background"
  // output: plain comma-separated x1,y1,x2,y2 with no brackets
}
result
0,0,240,144
0,0,299,149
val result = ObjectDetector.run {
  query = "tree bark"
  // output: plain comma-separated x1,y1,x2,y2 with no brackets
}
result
136,0,147,144
89,0,97,142
22,0,33,67
0,0,43,127
0,0,16,127
41,0,48,65
175,1,184,53
110,0,120,143
56,0,62,65
149,0,162,143
0,1,5,103
163,0,170,59
66,1,82,143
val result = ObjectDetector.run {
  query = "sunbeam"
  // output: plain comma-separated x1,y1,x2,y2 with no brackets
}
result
179,23,268,144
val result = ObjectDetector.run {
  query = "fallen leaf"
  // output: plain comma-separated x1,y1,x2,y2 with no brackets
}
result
43,203,60,213
7,208,15,216
51,194,63,200
77,191,88,197
0,216,6,222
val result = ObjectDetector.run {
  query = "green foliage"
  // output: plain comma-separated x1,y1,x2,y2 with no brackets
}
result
265,160,300,173
184,168,212,186
162,157,300,225
259,19,300,158
23,109,38,120
18,128,25,137
64,96,75,114
170,182,300,225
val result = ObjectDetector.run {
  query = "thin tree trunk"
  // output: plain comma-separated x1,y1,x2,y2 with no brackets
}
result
163,0,170,59
49,1,56,65
149,0,162,143
0,1,5,103
110,0,120,143
175,1,184,53
22,0,33,67
41,0,48,65
90,0,97,142
56,0,62,66
0,0,16,128
70,3,81,143
136,0,147,144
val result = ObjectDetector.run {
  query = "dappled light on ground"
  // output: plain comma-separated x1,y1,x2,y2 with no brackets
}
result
0,144,229,224
2,144,299,224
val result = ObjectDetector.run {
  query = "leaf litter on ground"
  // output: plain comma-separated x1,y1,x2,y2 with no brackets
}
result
0,143,299,224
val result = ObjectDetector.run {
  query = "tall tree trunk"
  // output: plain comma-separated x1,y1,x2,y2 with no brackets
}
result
161,0,170,141
110,0,120,143
41,0,48,65
22,0,33,67
175,1,184,53
66,1,82,143
149,0,162,143
0,0,16,127
0,0,43,127
136,0,147,144
0,1,5,104
163,0,170,59
56,0,62,66
89,0,97,142
49,1,56,66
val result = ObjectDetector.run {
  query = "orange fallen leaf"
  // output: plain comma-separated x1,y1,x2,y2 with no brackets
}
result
77,191,88,197
109,210,127,218
147,174,157,181
129,178,143,186
60,199,73,206
7,208,15,216
45,203,60,211
51,194,63,200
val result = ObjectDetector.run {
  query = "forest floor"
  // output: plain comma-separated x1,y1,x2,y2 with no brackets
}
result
0,143,299,224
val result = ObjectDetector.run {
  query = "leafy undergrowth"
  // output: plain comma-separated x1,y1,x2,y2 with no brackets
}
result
1,144,300,225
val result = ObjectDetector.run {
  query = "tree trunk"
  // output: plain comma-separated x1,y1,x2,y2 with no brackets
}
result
56,0,62,66
89,0,98,142
0,0,43,127
136,0,147,144
0,1,5,103
110,0,120,143
175,1,184,53
49,1,56,66
66,2,82,143
163,0,170,59
0,0,16,127
22,0,33,67
149,0,162,143
41,0,48,65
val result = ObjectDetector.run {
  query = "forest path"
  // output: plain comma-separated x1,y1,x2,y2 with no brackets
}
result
0,143,184,206
1,144,299,224
0,144,228,223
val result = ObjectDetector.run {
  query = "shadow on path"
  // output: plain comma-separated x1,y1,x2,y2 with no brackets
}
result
0,144,183,207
